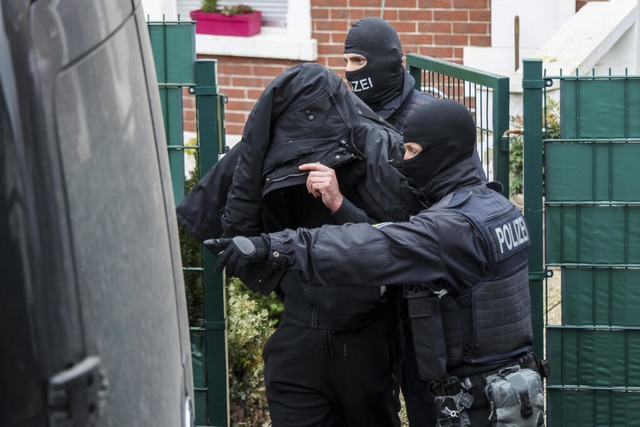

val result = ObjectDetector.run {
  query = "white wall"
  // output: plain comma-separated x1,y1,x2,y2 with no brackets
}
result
490,0,574,49
141,0,178,20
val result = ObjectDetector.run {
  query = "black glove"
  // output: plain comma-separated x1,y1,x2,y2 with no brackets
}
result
204,234,271,276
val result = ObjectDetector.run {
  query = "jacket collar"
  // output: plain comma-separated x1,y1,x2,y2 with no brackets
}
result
418,157,484,205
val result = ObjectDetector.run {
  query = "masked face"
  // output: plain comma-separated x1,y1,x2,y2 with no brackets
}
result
343,17,404,111
401,100,477,189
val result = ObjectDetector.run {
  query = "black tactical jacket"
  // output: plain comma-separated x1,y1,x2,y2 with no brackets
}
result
176,63,419,242
268,157,533,371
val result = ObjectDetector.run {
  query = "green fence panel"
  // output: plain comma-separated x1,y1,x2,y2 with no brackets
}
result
561,79,640,139
530,61,640,426
547,388,640,427
547,327,640,387
148,19,227,427
545,141,640,203
148,21,195,84
561,268,640,325
158,87,186,205
546,205,640,265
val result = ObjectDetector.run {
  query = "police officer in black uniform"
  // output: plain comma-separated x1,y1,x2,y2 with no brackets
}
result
208,99,546,427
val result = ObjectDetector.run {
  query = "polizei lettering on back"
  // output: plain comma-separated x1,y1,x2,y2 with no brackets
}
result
349,77,373,92
493,216,529,255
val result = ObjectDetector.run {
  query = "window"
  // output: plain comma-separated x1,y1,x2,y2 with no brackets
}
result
176,0,317,61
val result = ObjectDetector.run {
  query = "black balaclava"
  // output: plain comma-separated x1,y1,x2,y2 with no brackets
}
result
402,99,477,189
343,17,404,112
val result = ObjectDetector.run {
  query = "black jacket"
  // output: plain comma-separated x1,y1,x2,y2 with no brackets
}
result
176,63,420,241
268,157,532,371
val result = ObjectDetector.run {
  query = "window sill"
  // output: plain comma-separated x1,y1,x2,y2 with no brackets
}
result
195,27,318,61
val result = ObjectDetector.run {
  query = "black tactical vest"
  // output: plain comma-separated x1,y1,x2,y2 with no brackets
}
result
410,185,533,380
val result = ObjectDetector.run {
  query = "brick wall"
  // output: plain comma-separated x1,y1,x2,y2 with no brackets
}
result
189,0,493,136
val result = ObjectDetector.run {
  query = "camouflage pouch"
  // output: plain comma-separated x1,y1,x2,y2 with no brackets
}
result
484,367,544,426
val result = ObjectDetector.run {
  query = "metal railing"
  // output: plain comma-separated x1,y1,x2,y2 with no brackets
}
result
148,19,228,427
406,54,511,196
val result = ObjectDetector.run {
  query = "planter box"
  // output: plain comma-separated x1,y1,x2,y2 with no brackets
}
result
190,10,262,37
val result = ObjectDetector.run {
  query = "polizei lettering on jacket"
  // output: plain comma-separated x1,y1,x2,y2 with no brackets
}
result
349,77,373,92
493,216,529,255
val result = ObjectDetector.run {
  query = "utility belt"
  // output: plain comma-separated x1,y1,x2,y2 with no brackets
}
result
427,353,550,427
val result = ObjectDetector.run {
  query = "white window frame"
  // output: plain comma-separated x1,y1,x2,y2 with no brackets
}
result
194,0,317,61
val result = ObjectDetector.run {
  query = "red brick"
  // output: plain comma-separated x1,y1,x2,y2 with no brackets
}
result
222,88,246,99
392,0,420,7
402,33,435,45
419,0,453,8
453,22,489,34
469,9,491,22
183,110,195,121
381,9,399,21
226,123,245,135
350,0,384,6
453,0,489,9
318,44,344,56
391,21,415,33
419,21,452,33
419,45,454,58
253,66,285,78
469,34,491,47
398,9,433,21
311,8,329,19
434,10,469,21
434,34,468,45
329,31,349,43
316,20,350,31
223,111,247,124
330,8,352,19
230,77,265,88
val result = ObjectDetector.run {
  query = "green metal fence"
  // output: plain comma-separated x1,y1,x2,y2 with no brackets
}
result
148,19,228,427
522,58,640,426
406,54,511,195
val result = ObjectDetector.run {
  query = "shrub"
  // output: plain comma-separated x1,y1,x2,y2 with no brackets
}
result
227,278,276,426
508,97,560,196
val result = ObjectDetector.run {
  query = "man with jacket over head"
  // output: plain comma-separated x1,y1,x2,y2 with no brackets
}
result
208,100,546,427
180,62,421,427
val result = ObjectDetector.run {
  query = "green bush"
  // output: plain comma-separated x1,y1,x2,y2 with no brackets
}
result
227,278,276,426
508,97,560,196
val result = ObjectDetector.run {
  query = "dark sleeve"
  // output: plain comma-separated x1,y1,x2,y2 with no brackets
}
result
347,125,420,222
268,211,486,290
331,197,374,224
175,145,241,242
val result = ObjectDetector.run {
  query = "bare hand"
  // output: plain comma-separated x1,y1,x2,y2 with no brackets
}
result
299,163,344,212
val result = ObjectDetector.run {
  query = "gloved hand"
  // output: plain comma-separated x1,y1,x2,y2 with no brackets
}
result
204,234,271,277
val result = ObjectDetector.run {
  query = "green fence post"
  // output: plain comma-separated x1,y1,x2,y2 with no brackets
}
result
521,59,545,357
493,77,510,191
194,59,229,427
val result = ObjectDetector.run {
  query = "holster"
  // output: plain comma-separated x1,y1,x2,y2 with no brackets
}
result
406,286,448,380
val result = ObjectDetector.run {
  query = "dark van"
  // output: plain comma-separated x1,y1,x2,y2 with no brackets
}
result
0,1,194,425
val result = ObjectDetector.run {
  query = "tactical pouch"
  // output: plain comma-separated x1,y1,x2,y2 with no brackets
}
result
434,389,473,427
484,367,544,426
406,288,448,380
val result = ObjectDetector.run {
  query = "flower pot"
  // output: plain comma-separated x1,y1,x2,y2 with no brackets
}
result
190,10,262,37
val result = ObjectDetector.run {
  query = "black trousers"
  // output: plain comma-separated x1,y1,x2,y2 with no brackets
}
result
263,310,403,427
